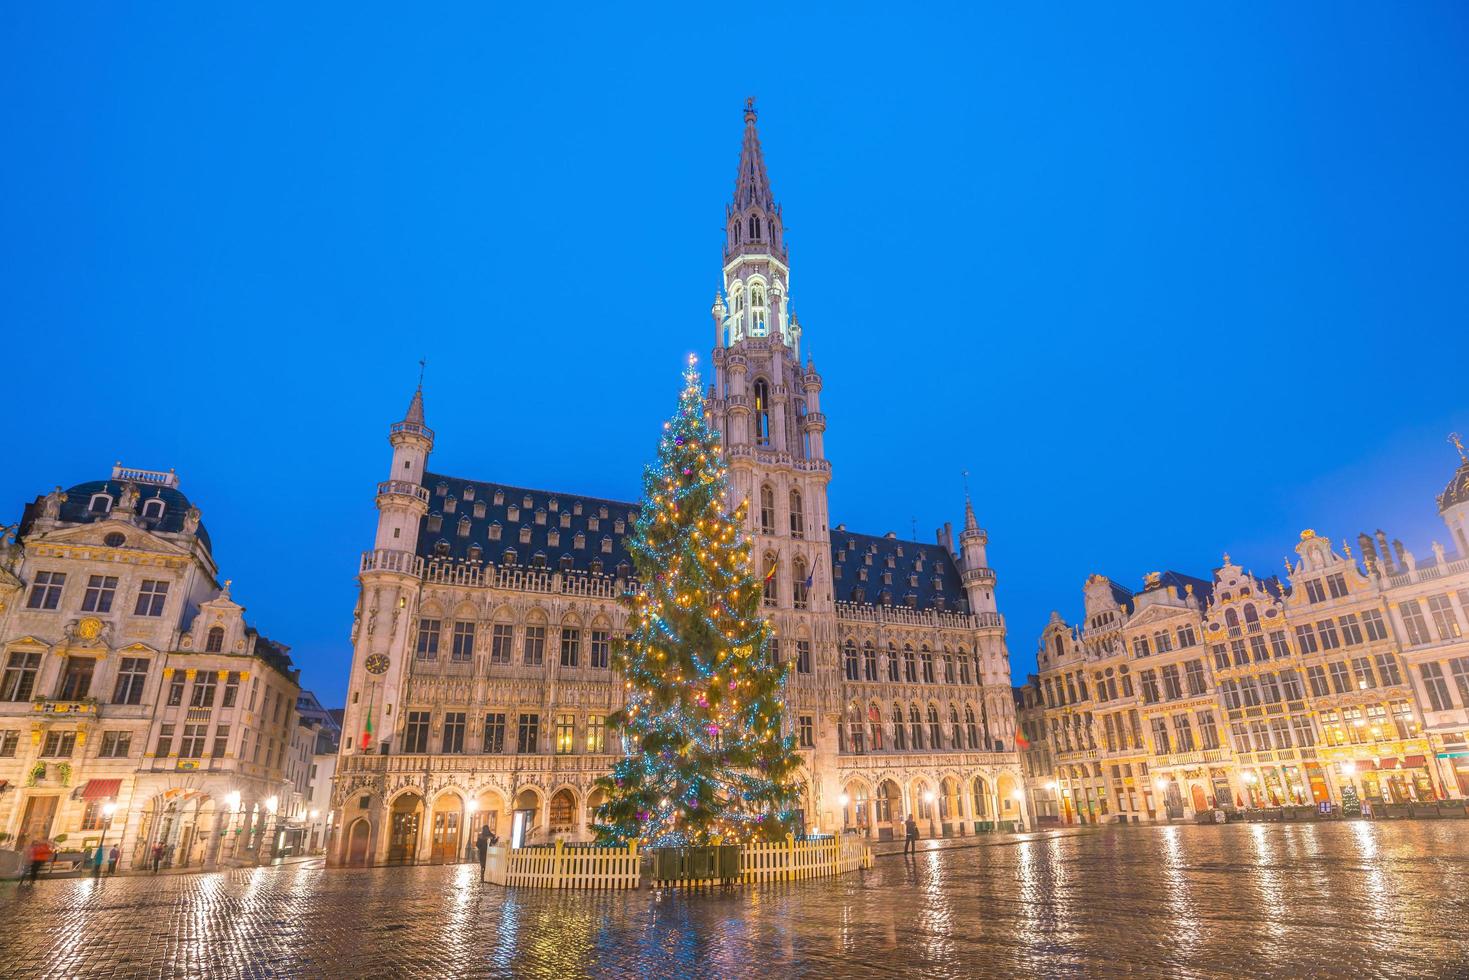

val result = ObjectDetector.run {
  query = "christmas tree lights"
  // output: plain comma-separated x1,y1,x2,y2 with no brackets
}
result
592,355,802,846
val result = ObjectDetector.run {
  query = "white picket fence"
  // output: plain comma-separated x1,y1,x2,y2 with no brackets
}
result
741,834,872,884
495,834,870,890
502,840,641,890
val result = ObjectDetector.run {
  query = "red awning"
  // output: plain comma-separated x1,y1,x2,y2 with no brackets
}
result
1377,758,1399,770
1351,759,1375,771
1403,755,1428,768
81,779,121,800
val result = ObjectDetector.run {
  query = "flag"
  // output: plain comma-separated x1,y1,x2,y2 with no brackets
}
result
803,553,820,591
1014,729,1031,750
361,689,375,751
763,556,779,582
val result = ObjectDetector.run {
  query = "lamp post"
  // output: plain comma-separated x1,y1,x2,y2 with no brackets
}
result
465,800,478,862
1044,780,1058,822
923,790,937,836
1011,789,1027,831
223,790,242,860
261,795,279,865
95,802,118,876
1155,778,1171,823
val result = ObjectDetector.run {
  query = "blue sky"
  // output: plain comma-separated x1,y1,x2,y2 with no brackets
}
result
4,4,1467,707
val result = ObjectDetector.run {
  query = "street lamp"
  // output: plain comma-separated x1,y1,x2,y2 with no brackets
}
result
1044,780,1058,793
96,802,118,876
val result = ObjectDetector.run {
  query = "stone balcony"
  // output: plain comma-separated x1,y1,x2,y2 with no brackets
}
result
32,697,99,717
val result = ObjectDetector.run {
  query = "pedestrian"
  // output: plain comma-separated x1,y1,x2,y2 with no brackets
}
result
27,839,53,884
476,824,491,877
91,842,105,878
903,814,919,856
107,845,119,875
151,842,164,874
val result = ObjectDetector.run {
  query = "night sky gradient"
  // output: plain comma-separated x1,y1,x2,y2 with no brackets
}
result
4,4,1467,707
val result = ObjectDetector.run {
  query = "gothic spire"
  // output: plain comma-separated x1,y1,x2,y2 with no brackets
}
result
732,98,773,212
403,360,426,426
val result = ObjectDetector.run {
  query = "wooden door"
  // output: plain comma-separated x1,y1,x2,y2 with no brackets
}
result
20,795,58,844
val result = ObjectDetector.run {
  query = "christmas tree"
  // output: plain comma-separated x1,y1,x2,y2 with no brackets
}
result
593,355,803,846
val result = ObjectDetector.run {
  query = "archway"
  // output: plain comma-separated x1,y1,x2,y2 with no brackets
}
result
346,818,371,866
940,777,961,834
911,778,936,836
972,775,991,821
430,792,464,863
876,779,902,841
387,792,423,864
996,773,1022,828
843,779,870,831
548,788,577,839
512,788,542,847
585,788,609,841
472,790,507,842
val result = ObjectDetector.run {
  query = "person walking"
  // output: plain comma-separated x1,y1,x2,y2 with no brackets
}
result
26,839,53,884
903,814,919,856
151,842,164,874
476,824,491,879
107,845,120,876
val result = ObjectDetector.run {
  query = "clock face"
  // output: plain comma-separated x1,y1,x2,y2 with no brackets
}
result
364,654,391,675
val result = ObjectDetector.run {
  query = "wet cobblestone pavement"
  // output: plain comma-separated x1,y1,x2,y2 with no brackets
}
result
2,822,1467,978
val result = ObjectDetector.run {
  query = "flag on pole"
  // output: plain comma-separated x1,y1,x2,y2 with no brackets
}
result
361,689,375,751
1014,729,1031,750
763,556,779,582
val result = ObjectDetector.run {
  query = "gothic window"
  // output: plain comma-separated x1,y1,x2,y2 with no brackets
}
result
789,489,804,538
892,702,907,750
762,554,778,606
793,556,809,609
904,647,918,683
753,379,771,446
759,485,775,533
869,704,884,751
749,284,767,336
909,704,924,750
965,706,979,748
843,642,859,681
950,706,963,749
863,643,878,681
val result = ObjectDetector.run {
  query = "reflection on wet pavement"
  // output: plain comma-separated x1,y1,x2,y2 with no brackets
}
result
2,822,1467,977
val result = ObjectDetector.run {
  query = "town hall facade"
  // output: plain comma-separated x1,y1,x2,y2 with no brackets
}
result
329,104,1025,866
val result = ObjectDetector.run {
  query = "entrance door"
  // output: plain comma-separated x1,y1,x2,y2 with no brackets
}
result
347,820,371,866
20,795,58,844
510,809,533,849
431,809,460,863
388,811,420,864
1190,785,1209,813
1164,782,1185,819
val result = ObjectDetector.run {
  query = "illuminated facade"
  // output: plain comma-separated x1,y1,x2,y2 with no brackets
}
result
329,103,1025,866
0,465,301,869
1019,444,1469,822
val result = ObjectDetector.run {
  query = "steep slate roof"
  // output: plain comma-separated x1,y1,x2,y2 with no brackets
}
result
830,529,969,613
418,473,641,578
19,478,212,554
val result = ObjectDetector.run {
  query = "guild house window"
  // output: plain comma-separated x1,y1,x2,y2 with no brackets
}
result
404,711,430,753
26,571,65,610
81,575,118,613
134,580,169,617
416,619,441,660
483,713,506,753
206,627,225,653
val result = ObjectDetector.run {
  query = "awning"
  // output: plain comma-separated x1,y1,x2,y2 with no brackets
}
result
1403,755,1428,768
1349,759,1375,771
1376,757,1399,770
80,779,122,800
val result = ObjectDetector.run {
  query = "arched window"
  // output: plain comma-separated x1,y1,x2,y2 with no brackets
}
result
927,704,943,748
887,644,900,682
904,647,918,683
892,703,907,750
759,485,775,534
909,703,925,749
950,706,963,749
1244,603,1259,626
943,652,956,684
1053,633,1064,658
868,704,884,751
863,643,878,681
749,284,767,336
1225,607,1239,628
920,648,935,683
789,489,804,538
141,498,165,520
206,626,224,653
89,493,113,514
792,556,809,609
965,706,979,748
753,379,771,446
762,554,778,607
843,641,859,681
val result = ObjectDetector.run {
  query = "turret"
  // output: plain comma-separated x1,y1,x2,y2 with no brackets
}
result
959,495,997,614
1439,433,1469,559
373,381,434,552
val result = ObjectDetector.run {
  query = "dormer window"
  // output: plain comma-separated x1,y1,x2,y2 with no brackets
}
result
519,527,532,544
859,568,868,582
574,532,586,549
531,551,547,568
548,498,558,512
489,522,502,541
141,499,165,520
457,517,471,537
599,505,608,519
427,514,443,534
614,519,625,534
494,490,504,505
522,495,532,509
573,501,583,516
547,530,560,547
588,516,600,532
914,557,924,572
468,544,482,562
886,555,896,569
434,540,450,557
89,493,113,514
474,501,487,518
905,593,917,608
601,536,613,554
627,511,638,525
908,574,919,588
535,509,547,526
560,512,571,529
444,496,457,514
507,506,519,521
206,626,225,653
590,557,603,575
833,565,843,580
559,554,574,572
502,548,517,565
435,482,448,498
863,554,873,567
882,571,892,585
934,595,946,610
879,589,892,605
616,562,631,579
462,485,475,501
851,587,865,603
